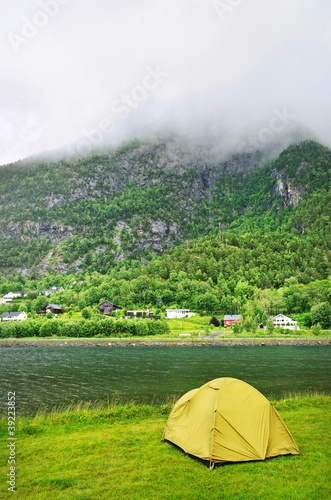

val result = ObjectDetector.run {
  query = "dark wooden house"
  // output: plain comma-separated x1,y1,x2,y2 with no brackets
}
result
99,301,121,315
38,304,65,315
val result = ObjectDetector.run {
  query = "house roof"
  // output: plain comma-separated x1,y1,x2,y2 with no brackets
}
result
224,315,242,320
1,311,25,317
46,304,63,309
99,301,120,308
273,314,294,322
166,309,190,312
127,310,149,313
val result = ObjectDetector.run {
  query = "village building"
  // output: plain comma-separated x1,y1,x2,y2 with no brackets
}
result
38,304,65,316
224,314,243,327
125,310,160,319
272,314,299,330
166,309,196,319
38,289,55,297
37,286,63,296
99,301,121,315
126,310,151,318
2,292,21,302
1,311,28,322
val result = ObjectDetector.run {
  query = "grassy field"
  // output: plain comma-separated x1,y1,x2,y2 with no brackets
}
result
0,395,330,499
167,315,331,338
167,314,216,336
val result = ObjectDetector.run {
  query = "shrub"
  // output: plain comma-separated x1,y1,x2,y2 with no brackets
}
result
311,302,331,329
134,320,149,336
311,323,322,336
0,317,171,339
209,316,220,327
232,321,240,335
58,321,80,337
39,321,59,337
0,322,17,338
81,308,91,320
301,312,312,328
0,320,39,338
78,300,87,311
96,318,117,337
267,317,274,335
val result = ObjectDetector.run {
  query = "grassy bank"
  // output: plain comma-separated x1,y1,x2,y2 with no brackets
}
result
0,395,330,499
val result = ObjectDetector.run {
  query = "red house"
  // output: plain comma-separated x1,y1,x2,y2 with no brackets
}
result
224,315,242,327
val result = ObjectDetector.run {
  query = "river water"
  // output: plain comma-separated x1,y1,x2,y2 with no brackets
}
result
0,346,330,415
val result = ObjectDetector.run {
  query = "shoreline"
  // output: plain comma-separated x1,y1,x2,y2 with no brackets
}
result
0,338,330,347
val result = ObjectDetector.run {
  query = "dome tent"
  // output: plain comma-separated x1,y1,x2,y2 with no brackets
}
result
162,378,300,468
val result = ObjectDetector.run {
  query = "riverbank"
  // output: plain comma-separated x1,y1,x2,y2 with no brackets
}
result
0,395,329,499
0,337,330,347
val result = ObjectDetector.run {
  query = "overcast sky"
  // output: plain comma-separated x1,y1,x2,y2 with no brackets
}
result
0,0,330,165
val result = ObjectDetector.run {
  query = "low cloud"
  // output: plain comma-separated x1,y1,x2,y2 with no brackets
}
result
0,0,330,165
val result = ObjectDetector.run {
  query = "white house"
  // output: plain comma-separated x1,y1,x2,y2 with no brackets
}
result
1,311,28,322
38,286,63,296
272,314,299,330
38,289,53,296
126,310,153,318
166,309,196,319
2,292,20,302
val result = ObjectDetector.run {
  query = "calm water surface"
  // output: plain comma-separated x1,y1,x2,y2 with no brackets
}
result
0,346,330,415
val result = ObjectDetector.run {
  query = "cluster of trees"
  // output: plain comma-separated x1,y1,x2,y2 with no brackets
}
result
1,233,329,330
0,237,52,269
0,316,169,339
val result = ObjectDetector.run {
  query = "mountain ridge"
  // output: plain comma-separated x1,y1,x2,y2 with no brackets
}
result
0,138,329,277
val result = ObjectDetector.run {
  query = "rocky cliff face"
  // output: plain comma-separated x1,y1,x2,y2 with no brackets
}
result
0,139,262,237
272,169,305,207
2,138,316,276
0,220,83,243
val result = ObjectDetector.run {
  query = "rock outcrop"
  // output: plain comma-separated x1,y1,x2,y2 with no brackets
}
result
272,170,305,207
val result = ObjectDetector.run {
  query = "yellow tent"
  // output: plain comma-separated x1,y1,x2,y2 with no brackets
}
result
162,378,300,467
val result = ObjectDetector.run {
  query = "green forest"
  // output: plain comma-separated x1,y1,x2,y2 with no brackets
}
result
1,232,330,332
0,139,330,333
0,140,330,272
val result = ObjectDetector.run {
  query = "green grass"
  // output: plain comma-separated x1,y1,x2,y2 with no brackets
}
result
167,315,220,337
0,395,330,499
165,316,331,338
61,312,84,320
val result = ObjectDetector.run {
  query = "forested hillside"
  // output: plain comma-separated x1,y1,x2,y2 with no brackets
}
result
0,139,329,276
1,137,330,331
1,232,330,329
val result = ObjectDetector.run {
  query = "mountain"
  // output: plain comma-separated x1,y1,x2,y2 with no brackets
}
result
0,139,330,277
